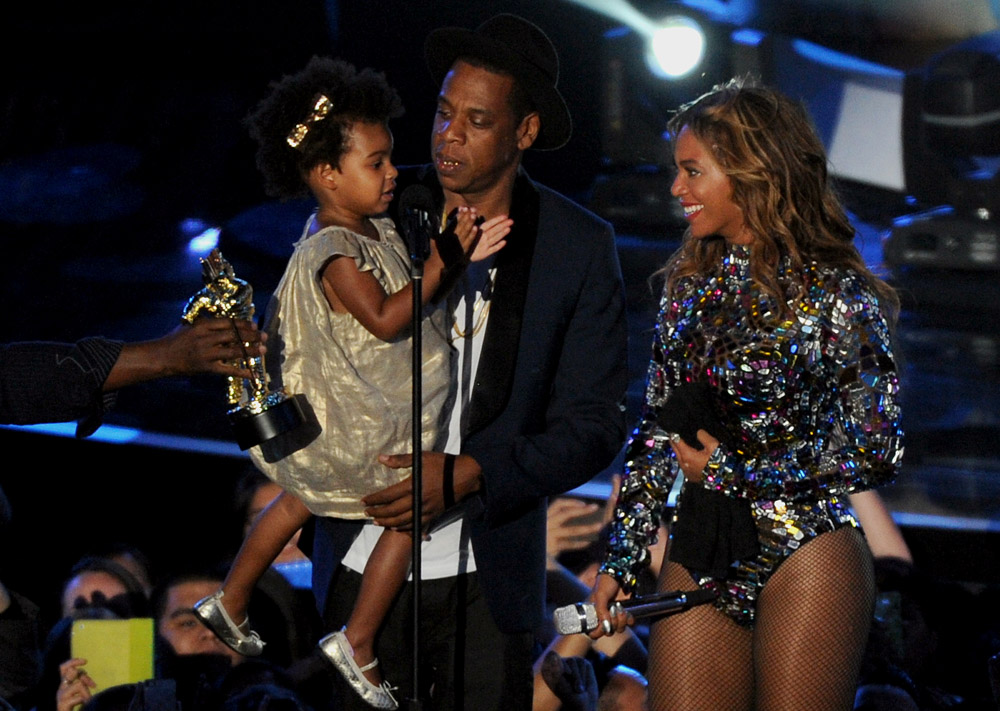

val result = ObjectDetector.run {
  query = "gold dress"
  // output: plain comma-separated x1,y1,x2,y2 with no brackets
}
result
250,215,452,519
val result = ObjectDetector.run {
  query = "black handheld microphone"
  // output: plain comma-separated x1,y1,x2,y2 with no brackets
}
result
552,587,719,635
398,185,437,262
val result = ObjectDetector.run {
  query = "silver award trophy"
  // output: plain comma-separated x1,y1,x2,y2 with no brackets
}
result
182,248,304,450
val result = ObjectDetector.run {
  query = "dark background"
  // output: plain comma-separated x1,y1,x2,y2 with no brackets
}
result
1,3,997,683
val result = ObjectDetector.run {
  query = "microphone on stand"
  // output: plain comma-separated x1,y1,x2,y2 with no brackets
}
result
397,182,438,707
552,588,719,635
398,185,437,263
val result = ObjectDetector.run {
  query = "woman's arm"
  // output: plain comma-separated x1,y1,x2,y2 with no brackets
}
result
599,297,682,592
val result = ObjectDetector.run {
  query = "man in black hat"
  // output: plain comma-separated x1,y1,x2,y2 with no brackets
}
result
311,14,627,709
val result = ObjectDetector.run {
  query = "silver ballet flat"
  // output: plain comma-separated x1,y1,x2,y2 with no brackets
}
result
318,629,398,710
193,590,265,656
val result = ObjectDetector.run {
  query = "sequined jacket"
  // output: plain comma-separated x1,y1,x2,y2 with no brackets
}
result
602,245,903,589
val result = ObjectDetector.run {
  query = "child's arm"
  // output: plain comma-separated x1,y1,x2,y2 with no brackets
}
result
430,212,512,304
322,208,509,341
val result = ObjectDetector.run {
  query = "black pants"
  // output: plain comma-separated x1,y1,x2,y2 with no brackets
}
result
324,566,535,711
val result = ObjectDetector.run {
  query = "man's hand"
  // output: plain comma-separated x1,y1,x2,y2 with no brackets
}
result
364,452,483,529
103,317,266,392
157,317,266,378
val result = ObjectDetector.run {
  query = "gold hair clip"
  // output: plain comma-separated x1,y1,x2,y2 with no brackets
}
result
287,93,334,149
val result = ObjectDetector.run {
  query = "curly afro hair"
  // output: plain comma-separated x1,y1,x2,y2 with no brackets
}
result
246,56,403,200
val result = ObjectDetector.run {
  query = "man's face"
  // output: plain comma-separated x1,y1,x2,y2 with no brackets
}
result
158,580,241,664
431,60,536,204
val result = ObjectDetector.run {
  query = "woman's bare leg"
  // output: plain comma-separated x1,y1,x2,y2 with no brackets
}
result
753,526,874,711
342,527,412,686
219,490,312,623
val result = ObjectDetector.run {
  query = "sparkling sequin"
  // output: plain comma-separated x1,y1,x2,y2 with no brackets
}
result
600,245,903,626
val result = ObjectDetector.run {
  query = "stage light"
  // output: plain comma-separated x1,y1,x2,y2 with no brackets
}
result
566,0,721,80
187,227,220,255
181,217,221,255
881,29,1000,311
566,0,753,230
646,14,707,78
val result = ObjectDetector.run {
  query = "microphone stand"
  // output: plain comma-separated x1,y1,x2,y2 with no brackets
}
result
403,204,433,710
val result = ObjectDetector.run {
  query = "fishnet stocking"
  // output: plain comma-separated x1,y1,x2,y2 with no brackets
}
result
646,527,874,711
647,562,754,711
754,526,874,711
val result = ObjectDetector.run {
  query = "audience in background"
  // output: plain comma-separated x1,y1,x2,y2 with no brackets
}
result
2,460,998,710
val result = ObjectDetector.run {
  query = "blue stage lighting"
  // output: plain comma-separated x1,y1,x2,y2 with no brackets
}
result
186,226,221,255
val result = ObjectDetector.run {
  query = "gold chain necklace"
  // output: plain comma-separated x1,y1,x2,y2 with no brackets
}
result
452,269,495,340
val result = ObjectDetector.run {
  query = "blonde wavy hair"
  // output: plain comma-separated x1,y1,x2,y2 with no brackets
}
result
662,79,898,318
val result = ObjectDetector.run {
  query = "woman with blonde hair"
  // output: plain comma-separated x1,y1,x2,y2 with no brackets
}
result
590,80,904,710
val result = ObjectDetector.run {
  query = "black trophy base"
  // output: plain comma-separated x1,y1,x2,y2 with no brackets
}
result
229,396,306,450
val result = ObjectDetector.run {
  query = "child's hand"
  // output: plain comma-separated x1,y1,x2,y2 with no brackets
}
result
469,214,511,263
452,206,481,256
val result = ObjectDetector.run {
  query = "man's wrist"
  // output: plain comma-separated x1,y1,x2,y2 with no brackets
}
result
105,339,168,391
456,454,483,499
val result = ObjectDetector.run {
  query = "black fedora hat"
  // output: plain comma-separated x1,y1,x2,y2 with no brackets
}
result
424,13,572,151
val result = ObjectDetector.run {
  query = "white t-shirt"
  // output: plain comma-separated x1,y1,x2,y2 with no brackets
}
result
342,257,496,579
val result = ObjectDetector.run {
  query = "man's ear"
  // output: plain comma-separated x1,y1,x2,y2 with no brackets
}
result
516,112,541,151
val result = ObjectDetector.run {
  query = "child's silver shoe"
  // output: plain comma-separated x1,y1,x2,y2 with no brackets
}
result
192,590,265,656
318,629,398,709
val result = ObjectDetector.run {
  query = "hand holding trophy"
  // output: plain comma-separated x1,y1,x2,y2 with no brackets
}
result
183,248,304,449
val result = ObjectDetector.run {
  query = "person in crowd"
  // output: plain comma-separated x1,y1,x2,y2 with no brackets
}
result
59,556,149,620
154,574,245,665
590,79,903,710
0,485,43,711
55,573,249,711
82,543,156,599
43,558,152,711
192,56,506,710
538,652,649,711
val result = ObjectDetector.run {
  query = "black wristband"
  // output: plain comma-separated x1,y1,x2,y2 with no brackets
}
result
434,209,467,270
443,453,456,509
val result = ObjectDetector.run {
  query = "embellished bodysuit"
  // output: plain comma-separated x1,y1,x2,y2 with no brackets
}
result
601,244,903,626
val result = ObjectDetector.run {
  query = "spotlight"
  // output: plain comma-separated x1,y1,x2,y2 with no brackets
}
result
566,0,727,82
646,14,707,78
187,227,222,257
